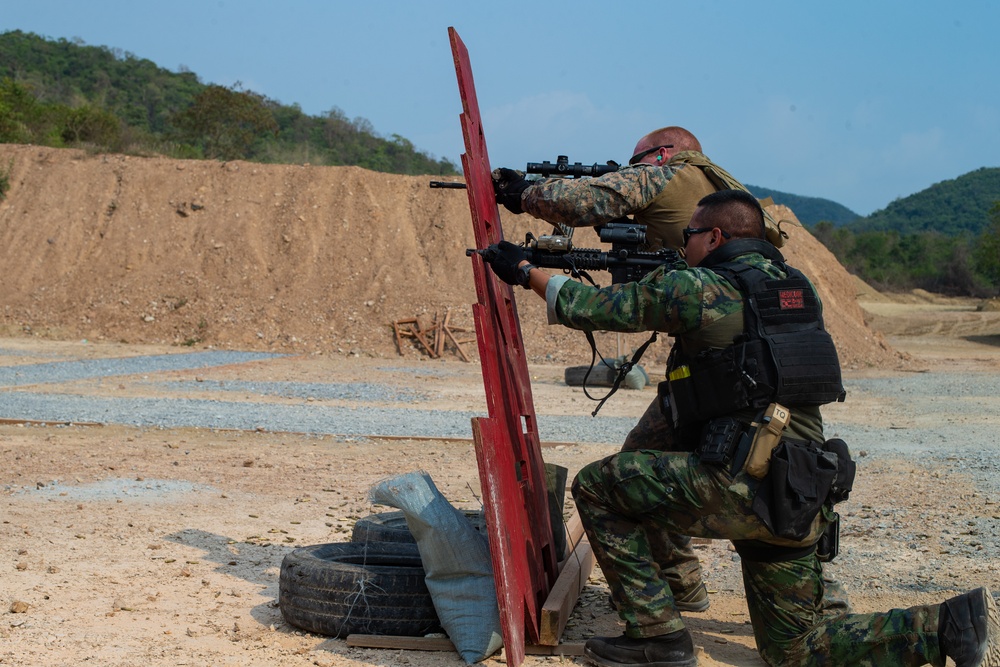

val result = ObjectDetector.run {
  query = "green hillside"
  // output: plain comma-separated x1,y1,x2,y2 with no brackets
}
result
851,167,1000,236
745,185,860,226
0,29,457,175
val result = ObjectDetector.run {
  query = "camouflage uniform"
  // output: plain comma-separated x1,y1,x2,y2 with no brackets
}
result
522,156,717,252
521,151,783,252
548,252,945,666
524,158,761,597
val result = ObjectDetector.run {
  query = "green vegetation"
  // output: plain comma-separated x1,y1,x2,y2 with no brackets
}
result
746,184,860,226
807,169,1000,296
856,168,1000,235
0,157,11,200
810,199,1000,296
972,202,1000,290
755,170,1000,296
0,30,457,175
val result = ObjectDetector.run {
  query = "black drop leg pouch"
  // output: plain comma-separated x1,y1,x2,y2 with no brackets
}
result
751,440,839,541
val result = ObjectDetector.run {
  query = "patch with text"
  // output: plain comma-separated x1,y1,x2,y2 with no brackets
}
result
779,289,805,309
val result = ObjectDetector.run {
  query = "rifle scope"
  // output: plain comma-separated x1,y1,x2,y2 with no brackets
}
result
525,155,620,178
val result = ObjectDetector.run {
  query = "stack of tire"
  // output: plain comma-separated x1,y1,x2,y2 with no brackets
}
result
278,510,485,638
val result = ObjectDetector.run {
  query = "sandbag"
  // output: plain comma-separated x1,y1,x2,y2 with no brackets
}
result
369,471,502,664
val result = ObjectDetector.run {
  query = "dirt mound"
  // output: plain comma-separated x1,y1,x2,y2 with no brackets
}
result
0,144,900,369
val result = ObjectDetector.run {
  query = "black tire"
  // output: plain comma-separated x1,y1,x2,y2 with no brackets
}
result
279,542,441,638
564,363,619,387
351,509,486,544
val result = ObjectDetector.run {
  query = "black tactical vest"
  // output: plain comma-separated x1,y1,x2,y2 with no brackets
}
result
667,239,846,426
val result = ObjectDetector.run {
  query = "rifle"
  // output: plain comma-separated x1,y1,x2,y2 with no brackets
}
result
468,221,679,286
468,222,678,415
429,155,619,189
431,155,621,239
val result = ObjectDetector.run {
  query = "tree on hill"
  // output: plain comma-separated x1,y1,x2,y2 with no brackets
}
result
0,30,202,135
0,29,457,176
973,202,1000,293
170,84,278,160
854,167,1000,236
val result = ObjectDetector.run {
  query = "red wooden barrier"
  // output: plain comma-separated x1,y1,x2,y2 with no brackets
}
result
449,27,560,667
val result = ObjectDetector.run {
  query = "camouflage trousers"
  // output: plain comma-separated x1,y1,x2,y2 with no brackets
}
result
619,397,707,599
571,449,944,666
621,399,851,618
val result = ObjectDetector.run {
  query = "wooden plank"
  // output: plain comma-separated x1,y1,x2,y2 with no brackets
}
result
410,325,438,359
538,539,595,646
345,634,585,656
434,311,445,358
345,635,454,652
443,325,472,362
564,511,586,552
526,642,585,656
392,320,404,353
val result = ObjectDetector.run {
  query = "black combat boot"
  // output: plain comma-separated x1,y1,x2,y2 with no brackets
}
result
584,629,697,667
939,586,1000,667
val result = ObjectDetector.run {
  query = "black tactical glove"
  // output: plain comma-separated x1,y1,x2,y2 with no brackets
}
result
480,241,534,288
492,167,530,215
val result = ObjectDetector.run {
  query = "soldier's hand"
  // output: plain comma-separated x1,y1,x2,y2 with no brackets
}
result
480,241,531,287
491,167,529,215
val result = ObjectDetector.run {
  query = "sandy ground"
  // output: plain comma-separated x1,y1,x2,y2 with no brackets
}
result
1,144,999,665
3,292,1000,667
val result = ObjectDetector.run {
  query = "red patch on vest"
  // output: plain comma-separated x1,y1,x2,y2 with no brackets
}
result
779,289,805,309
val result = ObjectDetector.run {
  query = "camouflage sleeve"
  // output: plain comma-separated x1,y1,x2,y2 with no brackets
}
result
551,265,743,334
521,164,673,227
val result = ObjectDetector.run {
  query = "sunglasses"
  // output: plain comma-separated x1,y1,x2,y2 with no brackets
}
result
628,144,674,165
683,227,732,245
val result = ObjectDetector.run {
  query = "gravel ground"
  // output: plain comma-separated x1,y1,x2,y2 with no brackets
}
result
0,350,281,386
1,349,997,452
2,340,999,667
3,345,998,589
0,349,638,442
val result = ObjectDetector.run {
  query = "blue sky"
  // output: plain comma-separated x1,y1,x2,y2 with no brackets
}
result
4,1,998,216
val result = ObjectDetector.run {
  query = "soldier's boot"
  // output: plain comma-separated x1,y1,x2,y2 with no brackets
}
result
584,629,697,667
939,586,1000,667
673,581,710,613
